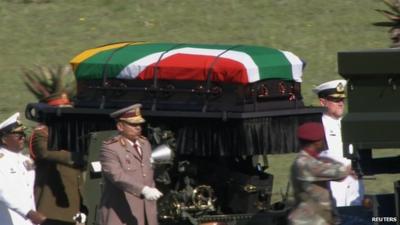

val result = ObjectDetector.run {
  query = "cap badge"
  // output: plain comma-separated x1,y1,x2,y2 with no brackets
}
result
336,82,345,92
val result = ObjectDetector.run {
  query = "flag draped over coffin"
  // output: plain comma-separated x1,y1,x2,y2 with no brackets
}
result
70,42,304,84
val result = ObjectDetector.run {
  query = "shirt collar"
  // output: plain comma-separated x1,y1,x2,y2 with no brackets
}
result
124,138,140,147
0,147,24,160
322,113,342,122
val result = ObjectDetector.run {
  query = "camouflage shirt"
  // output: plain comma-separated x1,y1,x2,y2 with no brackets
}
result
288,150,349,225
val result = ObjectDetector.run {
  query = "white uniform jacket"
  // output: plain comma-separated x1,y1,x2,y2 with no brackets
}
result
0,147,36,225
320,114,364,207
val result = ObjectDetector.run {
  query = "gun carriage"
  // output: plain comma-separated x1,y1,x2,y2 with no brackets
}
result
25,42,324,225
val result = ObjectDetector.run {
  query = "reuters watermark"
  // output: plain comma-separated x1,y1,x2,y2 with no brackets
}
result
371,217,397,223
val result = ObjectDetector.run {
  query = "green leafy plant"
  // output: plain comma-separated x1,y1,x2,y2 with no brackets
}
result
376,0,400,47
21,65,76,102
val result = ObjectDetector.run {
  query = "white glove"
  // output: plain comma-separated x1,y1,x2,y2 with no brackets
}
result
141,186,163,200
73,212,87,223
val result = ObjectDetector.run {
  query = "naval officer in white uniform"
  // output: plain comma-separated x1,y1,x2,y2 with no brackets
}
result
0,112,46,225
313,80,364,207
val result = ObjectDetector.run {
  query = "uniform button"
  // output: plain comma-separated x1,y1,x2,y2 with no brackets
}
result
143,174,146,177
141,164,144,167
128,167,131,170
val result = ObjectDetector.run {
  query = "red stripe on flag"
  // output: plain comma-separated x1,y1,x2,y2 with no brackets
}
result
137,54,249,84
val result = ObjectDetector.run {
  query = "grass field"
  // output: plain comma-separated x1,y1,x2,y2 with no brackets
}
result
0,0,389,120
1,0,398,204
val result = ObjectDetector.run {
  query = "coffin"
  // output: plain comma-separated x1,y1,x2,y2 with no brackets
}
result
70,42,306,112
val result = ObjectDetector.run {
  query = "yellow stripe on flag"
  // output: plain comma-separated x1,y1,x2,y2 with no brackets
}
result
70,41,146,71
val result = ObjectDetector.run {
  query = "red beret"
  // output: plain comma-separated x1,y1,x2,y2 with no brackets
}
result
297,122,325,141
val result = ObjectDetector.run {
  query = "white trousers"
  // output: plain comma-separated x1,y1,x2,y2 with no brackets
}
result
330,175,364,207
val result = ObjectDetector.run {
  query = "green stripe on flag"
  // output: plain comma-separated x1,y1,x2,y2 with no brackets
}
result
234,45,292,80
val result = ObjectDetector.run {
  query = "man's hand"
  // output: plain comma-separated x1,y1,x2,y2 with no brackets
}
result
349,168,359,179
343,165,360,179
141,186,163,200
336,165,354,181
26,210,46,224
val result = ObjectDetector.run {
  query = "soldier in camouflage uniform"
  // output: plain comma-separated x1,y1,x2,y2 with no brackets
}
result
288,122,350,225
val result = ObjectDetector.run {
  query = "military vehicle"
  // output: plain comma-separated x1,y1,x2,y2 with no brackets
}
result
25,42,325,225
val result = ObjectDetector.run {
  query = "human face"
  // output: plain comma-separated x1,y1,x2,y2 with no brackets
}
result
1,132,26,152
320,97,345,119
314,139,326,152
117,121,142,141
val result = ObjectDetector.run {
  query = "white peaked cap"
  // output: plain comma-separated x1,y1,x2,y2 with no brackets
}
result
312,79,347,98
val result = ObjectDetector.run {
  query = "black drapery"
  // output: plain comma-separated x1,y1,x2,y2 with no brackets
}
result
46,114,115,155
175,114,321,156
43,111,321,157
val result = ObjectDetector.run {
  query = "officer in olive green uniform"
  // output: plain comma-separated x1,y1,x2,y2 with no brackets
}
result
30,124,84,225
289,122,350,225
23,65,85,225
29,93,85,225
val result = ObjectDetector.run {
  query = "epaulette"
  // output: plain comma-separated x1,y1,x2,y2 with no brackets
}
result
119,136,127,147
138,135,148,141
103,137,119,145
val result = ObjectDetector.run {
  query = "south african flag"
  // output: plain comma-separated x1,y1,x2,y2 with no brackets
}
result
70,42,304,84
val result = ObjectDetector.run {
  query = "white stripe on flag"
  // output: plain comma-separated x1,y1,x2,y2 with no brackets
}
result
281,51,303,82
117,47,260,82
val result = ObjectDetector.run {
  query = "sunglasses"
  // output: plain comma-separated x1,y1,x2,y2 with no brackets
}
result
9,132,26,140
123,122,142,128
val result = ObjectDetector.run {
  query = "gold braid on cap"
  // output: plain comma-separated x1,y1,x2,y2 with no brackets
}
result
22,65,76,103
